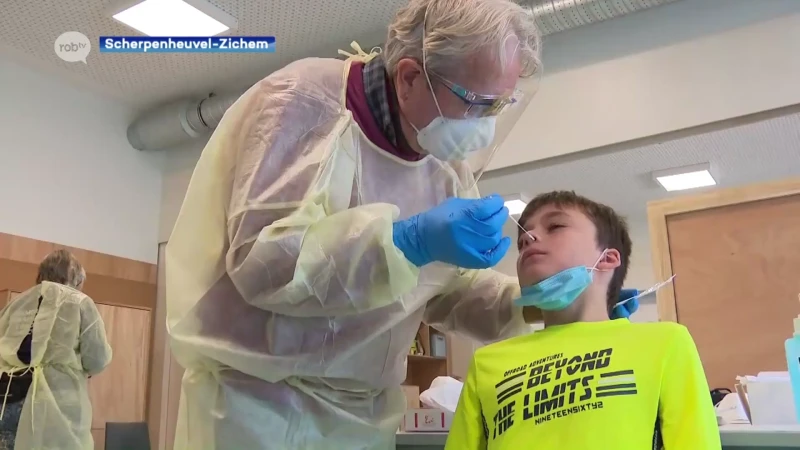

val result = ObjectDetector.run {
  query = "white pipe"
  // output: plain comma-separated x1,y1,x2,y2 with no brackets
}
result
127,93,244,151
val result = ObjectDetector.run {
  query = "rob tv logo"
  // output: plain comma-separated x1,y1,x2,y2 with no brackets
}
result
54,31,91,64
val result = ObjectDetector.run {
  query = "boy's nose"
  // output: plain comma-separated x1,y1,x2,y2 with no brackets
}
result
519,231,538,247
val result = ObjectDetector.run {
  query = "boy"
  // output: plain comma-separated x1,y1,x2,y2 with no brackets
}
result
445,191,720,450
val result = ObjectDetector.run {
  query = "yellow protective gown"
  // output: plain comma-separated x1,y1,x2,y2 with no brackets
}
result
166,54,529,450
0,281,112,450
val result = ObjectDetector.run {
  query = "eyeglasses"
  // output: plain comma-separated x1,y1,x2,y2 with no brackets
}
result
429,72,522,119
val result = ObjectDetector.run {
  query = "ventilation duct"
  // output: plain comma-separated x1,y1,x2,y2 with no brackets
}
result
127,93,243,151
528,0,680,35
127,0,680,151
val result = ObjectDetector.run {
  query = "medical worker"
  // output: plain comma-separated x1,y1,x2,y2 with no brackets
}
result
166,0,542,448
0,250,112,450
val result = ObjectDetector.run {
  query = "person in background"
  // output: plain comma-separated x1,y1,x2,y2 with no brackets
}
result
165,0,546,448
445,191,721,450
0,250,112,450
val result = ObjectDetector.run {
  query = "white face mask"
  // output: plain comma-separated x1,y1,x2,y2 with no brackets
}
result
413,115,497,161
409,53,498,161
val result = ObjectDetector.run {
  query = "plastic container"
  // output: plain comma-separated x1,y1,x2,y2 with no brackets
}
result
785,294,800,423
430,333,447,357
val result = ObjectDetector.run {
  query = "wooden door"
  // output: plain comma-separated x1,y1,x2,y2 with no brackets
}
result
0,290,21,309
88,303,152,446
164,355,183,450
665,193,800,389
91,429,105,450
148,242,185,450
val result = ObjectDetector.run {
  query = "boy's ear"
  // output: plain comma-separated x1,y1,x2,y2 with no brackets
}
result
599,248,622,271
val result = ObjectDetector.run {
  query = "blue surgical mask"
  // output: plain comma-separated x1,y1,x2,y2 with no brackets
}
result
514,250,608,310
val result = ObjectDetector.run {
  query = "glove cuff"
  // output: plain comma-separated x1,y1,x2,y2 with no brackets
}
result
392,216,431,267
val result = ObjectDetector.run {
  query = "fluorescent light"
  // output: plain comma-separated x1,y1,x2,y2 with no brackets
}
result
505,199,527,216
653,163,717,192
503,193,529,217
109,0,238,37
656,171,716,191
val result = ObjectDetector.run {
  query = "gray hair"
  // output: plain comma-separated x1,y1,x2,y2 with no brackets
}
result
36,249,86,289
384,0,542,79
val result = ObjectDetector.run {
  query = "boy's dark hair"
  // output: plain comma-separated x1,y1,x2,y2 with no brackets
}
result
518,191,632,314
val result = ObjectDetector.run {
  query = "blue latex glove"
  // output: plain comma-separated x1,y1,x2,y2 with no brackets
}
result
611,289,639,319
393,194,511,269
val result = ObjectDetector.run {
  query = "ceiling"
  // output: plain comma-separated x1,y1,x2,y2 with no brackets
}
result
0,0,399,109
479,110,800,224
0,0,683,111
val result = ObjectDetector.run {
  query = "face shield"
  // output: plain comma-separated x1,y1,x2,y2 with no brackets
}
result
422,38,541,196
459,74,538,189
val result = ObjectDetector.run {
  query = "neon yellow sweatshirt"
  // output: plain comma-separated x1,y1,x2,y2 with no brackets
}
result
445,319,721,450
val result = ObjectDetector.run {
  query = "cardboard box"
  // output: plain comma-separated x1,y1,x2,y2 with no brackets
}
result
402,385,420,409
403,408,452,432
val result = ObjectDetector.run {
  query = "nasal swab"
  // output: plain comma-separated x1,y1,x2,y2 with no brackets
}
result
510,215,535,242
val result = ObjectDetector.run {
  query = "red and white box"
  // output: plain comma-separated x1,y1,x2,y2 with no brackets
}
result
403,408,453,432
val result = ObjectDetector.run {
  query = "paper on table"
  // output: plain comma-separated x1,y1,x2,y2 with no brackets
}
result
736,371,798,426
739,372,791,382
419,376,464,414
716,392,750,425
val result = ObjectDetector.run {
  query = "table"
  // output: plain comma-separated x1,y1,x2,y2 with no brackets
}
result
720,424,800,449
396,425,800,449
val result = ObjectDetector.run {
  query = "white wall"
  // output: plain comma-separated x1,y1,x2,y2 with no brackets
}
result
0,56,162,263
158,142,205,243
491,0,800,170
